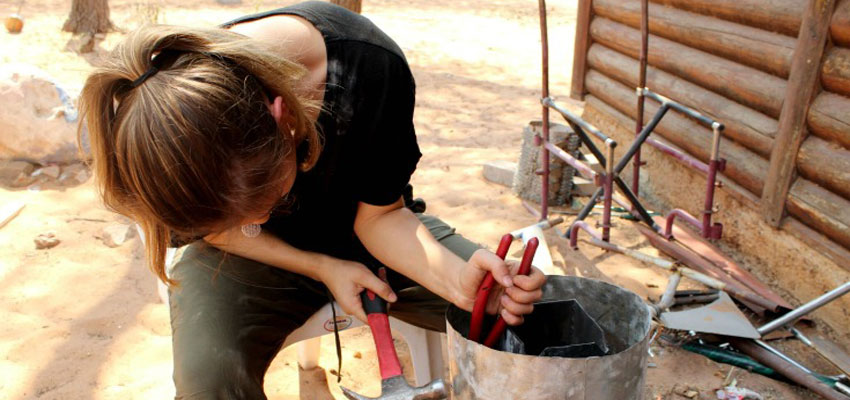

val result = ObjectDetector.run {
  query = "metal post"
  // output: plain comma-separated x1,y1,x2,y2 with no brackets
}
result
702,122,724,239
538,0,550,221
633,0,649,197
602,141,616,241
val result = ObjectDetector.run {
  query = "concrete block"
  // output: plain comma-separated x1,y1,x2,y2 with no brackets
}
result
482,160,516,187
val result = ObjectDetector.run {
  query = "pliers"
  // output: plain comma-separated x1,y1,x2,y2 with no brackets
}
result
468,233,540,348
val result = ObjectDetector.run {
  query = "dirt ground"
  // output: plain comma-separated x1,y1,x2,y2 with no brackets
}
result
0,0,840,399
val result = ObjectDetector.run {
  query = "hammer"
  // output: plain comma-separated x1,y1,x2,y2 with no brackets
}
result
340,269,447,400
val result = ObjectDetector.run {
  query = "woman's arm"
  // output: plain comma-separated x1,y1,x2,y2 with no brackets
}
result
204,229,397,322
354,198,545,325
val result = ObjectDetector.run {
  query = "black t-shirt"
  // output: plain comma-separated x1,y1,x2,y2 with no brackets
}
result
221,1,422,260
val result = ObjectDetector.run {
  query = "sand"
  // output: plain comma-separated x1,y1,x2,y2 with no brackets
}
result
0,0,828,398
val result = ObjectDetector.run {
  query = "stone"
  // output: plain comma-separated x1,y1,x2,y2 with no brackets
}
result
34,232,60,250
512,120,581,205
101,224,136,248
0,160,36,187
0,64,81,163
482,160,516,187
36,165,60,179
58,163,89,185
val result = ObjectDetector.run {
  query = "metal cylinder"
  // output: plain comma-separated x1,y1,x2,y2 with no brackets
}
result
446,276,652,399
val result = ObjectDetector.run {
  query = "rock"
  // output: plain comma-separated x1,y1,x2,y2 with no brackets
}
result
36,165,60,179
58,163,89,185
482,160,517,187
101,224,136,248
0,160,36,187
34,232,60,250
0,64,81,163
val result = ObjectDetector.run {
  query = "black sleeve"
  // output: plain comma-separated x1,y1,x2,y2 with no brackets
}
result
353,51,422,206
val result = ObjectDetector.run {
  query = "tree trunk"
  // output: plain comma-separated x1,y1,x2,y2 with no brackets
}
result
63,0,114,34
331,0,362,14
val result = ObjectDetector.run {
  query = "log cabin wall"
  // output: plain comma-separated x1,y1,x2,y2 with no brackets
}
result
571,0,850,343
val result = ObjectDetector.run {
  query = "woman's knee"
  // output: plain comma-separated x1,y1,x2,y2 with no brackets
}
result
173,348,265,399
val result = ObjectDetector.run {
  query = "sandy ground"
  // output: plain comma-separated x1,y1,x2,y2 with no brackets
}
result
0,0,839,399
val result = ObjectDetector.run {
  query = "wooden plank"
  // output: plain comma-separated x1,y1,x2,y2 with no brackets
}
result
761,0,837,227
584,95,761,207
832,0,850,47
783,218,850,271
584,69,769,195
822,47,850,97
590,17,787,118
786,178,850,249
595,0,795,78
651,215,793,310
651,0,803,37
797,135,850,199
807,91,850,149
570,0,594,100
587,43,776,157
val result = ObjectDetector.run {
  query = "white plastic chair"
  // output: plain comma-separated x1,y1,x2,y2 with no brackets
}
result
141,226,443,386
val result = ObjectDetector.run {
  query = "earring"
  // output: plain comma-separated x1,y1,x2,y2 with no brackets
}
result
241,224,261,238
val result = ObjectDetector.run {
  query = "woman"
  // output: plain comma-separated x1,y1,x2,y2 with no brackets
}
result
79,2,545,398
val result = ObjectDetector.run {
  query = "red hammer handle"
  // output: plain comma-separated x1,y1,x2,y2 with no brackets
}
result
483,237,539,348
468,234,514,343
361,288,403,380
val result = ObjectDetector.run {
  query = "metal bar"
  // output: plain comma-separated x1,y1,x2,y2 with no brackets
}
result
614,103,671,173
539,0,550,220
701,123,724,239
543,97,613,143
569,220,602,249
758,281,850,336
601,144,616,241
664,209,702,238
634,0,649,197
543,141,598,181
642,89,724,130
645,137,709,173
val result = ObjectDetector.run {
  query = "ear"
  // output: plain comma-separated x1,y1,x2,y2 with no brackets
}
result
266,96,291,128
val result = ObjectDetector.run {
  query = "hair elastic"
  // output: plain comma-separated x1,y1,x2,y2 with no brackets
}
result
130,65,160,88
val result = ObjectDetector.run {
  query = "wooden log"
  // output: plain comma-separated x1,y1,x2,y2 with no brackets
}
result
651,0,803,37
787,178,850,249
570,0,593,100
594,0,795,78
783,218,850,272
832,0,850,47
822,47,850,97
761,0,836,227
584,95,761,207
807,92,850,149
590,17,787,118
797,136,850,199
587,44,776,157
584,69,768,195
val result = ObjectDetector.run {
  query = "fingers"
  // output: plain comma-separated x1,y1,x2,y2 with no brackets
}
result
513,266,546,291
471,249,513,288
499,309,524,326
357,268,398,303
500,294,533,316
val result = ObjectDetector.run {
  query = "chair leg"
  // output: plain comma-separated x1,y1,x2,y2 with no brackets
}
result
391,318,432,386
297,336,322,370
426,330,445,380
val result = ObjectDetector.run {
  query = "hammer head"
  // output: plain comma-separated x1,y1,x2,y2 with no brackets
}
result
341,376,447,400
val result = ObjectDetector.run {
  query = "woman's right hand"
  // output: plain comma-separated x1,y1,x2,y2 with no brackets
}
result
315,255,398,323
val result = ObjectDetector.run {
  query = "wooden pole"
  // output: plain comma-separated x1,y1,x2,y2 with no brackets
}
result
652,0,804,38
832,0,850,47
570,0,593,100
797,136,850,199
587,44,777,157
594,0,796,78
761,0,836,227
822,47,850,97
807,92,850,149
787,179,850,249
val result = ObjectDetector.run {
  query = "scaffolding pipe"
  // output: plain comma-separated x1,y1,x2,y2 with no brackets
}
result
633,0,649,197
538,0,551,220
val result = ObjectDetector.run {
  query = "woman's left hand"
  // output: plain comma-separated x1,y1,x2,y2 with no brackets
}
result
453,248,546,326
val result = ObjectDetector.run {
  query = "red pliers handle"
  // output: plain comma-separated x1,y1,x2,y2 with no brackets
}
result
468,234,539,348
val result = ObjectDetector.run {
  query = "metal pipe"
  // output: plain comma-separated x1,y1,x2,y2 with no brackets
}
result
755,339,814,375
539,0,550,220
645,137,709,173
543,97,613,143
633,0,649,197
569,220,602,249
642,89,724,130
601,142,616,242
614,103,670,173
509,217,563,239
699,122,724,239
652,272,681,317
664,208,702,238
544,141,598,182
758,281,850,336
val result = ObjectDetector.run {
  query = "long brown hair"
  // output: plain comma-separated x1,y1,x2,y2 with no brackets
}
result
79,25,321,285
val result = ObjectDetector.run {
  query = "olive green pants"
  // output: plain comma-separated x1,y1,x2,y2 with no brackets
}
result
168,214,480,399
